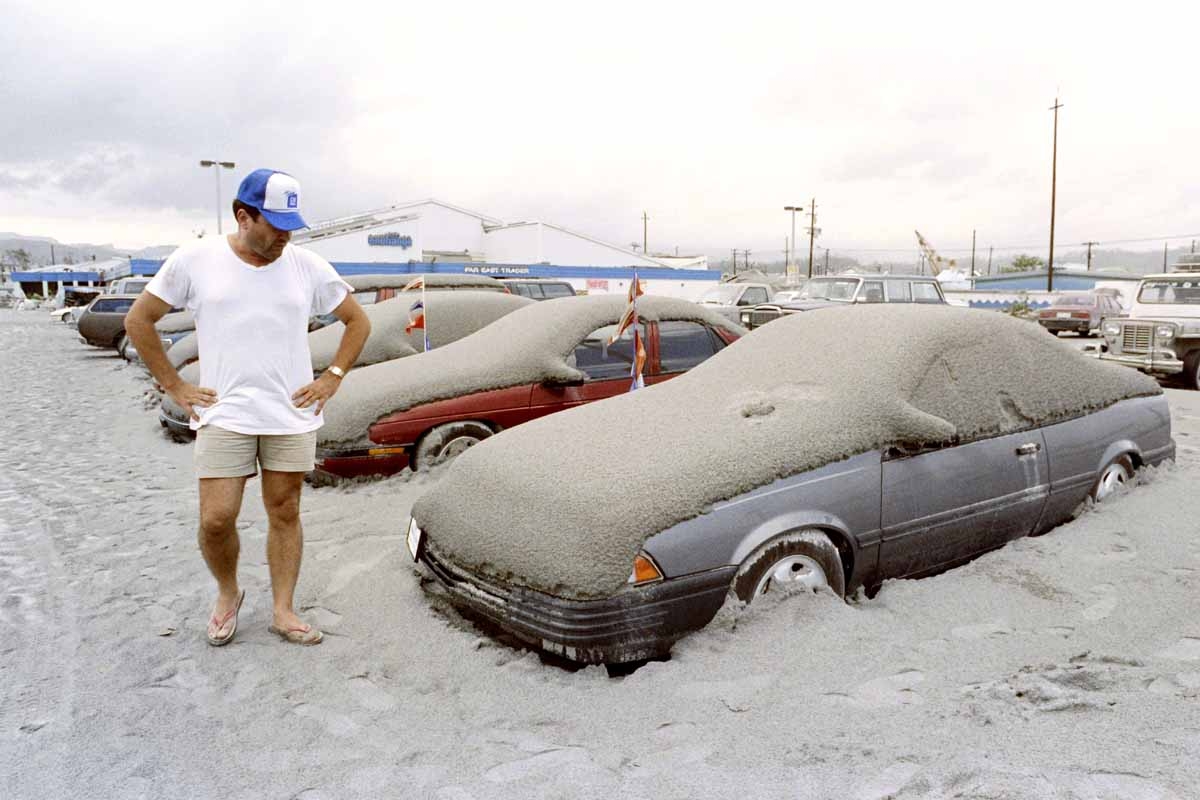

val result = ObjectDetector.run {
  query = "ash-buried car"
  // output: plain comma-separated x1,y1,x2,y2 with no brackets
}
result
405,305,1172,665
314,295,744,481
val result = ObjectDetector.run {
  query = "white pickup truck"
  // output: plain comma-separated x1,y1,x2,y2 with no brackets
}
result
1097,270,1200,389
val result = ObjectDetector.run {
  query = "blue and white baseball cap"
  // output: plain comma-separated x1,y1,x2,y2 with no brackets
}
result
235,168,308,231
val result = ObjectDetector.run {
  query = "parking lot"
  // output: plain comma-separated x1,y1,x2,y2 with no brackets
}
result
3,309,1199,799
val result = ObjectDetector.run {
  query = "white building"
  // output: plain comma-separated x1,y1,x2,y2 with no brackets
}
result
293,199,719,299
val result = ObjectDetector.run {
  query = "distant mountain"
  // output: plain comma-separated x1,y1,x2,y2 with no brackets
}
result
0,233,179,266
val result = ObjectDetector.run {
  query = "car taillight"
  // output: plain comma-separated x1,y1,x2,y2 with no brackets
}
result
1072,311,1089,319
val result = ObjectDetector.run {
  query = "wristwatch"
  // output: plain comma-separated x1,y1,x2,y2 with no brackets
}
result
327,365,346,379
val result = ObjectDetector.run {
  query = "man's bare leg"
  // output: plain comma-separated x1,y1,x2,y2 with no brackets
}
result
261,469,310,632
198,476,249,637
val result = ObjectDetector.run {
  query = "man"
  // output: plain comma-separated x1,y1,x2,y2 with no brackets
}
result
127,169,370,647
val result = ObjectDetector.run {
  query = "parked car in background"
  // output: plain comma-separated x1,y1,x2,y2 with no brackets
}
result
310,273,509,330
77,295,140,348
314,296,744,482
52,286,104,325
1036,291,1121,336
741,274,945,329
159,291,534,440
1098,272,1200,388
499,278,577,300
695,282,774,325
405,305,1171,665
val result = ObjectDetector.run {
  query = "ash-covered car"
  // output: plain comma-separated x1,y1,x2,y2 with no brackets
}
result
1097,272,1200,389
158,291,533,440
740,274,945,329
695,282,774,325
406,305,1172,665
314,295,744,481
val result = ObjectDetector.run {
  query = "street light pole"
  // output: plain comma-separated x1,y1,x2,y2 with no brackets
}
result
806,198,817,280
200,159,236,234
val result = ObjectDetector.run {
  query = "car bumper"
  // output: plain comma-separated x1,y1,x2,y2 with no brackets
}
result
158,410,195,439
420,542,737,664
313,445,410,480
1038,319,1091,332
1097,352,1184,375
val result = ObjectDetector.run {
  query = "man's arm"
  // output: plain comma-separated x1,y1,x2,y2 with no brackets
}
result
291,294,371,413
126,293,217,420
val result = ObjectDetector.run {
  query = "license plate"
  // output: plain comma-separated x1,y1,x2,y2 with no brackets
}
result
1056,312,1071,318
406,517,424,562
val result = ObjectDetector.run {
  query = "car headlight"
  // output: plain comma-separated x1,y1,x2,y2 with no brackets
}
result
1102,321,1121,338
740,312,752,324
1155,324,1176,340
626,551,663,585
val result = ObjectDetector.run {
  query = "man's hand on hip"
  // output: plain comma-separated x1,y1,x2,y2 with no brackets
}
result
165,381,218,421
292,371,342,413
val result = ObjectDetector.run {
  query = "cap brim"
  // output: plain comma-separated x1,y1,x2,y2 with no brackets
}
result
260,209,308,232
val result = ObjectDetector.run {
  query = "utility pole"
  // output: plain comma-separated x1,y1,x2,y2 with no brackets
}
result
824,248,830,275
743,250,752,272
987,246,993,275
1164,242,1169,271
642,211,648,255
1047,97,1063,292
971,230,976,276
784,237,789,274
1083,241,1098,271
806,198,817,279
731,249,738,275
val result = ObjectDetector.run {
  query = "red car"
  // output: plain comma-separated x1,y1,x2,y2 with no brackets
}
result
313,296,744,481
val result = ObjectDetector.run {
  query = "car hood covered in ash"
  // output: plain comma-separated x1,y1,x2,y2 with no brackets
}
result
319,295,745,446
161,291,533,422
412,305,1162,600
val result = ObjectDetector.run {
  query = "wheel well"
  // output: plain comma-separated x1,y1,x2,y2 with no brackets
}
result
1126,451,1143,470
750,526,855,589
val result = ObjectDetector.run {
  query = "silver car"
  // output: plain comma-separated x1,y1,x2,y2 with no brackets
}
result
406,305,1173,665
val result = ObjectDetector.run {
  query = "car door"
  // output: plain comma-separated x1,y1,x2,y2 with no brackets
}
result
528,321,645,414
879,430,1050,579
644,320,726,387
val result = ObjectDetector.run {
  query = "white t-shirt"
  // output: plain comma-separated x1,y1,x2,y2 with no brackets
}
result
146,236,351,435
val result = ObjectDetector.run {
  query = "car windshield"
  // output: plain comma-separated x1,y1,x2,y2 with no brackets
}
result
698,285,743,304
801,278,859,301
1049,294,1095,306
1137,279,1200,304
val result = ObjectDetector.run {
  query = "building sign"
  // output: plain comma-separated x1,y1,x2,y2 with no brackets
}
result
463,266,531,275
586,279,610,292
367,232,413,249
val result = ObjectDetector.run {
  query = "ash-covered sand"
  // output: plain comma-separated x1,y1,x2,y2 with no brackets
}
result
1,309,1198,800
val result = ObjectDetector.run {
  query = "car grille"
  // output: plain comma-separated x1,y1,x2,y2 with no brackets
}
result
750,309,783,327
1120,323,1154,353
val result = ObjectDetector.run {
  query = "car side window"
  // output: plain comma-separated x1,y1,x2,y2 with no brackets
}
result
658,321,718,374
911,282,942,303
861,282,885,303
889,281,912,302
740,287,768,306
572,323,645,381
542,283,574,298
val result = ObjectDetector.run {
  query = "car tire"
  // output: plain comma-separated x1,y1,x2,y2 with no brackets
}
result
1184,351,1200,391
411,421,494,470
733,530,846,604
1091,454,1134,503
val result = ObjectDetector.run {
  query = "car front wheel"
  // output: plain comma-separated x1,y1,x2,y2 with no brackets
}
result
412,421,494,470
733,530,846,604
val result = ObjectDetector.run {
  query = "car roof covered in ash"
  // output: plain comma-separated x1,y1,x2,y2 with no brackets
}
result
413,304,1161,600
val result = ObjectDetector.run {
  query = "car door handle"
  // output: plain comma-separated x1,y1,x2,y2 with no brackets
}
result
1015,443,1041,456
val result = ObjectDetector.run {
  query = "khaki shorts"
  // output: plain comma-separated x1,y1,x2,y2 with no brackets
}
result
194,425,318,479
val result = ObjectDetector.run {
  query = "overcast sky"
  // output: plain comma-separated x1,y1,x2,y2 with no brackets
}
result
2,1,1197,264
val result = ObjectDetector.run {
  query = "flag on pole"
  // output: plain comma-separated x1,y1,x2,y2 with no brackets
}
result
629,326,646,391
608,271,644,345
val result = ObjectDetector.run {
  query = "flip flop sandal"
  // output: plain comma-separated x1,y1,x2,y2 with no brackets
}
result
268,622,324,646
206,589,245,647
